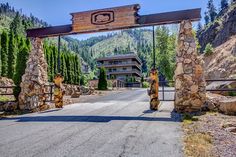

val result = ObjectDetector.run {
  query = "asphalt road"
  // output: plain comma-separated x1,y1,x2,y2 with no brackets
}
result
0,88,183,157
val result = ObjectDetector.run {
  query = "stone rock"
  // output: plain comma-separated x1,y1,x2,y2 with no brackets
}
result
195,65,203,78
219,97,236,115
175,63,184,76
71,91,81,98
184,64,193,74
190,85,198,94
175,79,182,90
184,59,192,64
187,47,194,54
3,102,17,111
191,99,202,107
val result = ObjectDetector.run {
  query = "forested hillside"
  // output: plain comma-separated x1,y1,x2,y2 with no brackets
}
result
0,3,84,96
197,0,236,79
68,27,178,78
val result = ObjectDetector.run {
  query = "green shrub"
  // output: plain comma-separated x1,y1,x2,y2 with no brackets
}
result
98,67,108,90
142,81,149,88
204,43,214,56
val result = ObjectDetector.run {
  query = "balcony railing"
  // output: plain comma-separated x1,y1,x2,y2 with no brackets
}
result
97,61,141,69
107,69,142,76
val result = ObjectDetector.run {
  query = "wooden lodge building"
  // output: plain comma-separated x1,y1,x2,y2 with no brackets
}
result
96,54,142,87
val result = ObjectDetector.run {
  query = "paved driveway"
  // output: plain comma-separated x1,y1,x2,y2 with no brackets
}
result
0,89,183,157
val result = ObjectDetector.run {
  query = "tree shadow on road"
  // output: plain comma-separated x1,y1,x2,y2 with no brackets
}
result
1,114,181,123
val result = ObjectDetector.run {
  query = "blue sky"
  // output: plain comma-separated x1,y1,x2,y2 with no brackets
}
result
2,0,222,40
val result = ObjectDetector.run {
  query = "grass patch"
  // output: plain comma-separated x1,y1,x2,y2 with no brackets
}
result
182,113,214,157
182,113,199,122
184,132,213,157
0,96,15,102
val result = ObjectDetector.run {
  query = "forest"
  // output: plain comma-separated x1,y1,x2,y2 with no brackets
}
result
0,3,84,97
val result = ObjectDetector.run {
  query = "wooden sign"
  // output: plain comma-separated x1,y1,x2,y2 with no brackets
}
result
70,4,140,33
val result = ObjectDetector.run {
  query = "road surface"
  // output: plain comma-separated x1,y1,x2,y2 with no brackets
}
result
0,88,183,157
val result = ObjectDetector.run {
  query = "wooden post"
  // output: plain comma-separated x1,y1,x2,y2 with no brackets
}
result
54,74,65,108
148,69,160,110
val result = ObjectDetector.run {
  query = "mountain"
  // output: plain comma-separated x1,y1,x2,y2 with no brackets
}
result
66,29,153,73
0,3,48,33
197,2,236,52
198,1,236,79
204,35,236,79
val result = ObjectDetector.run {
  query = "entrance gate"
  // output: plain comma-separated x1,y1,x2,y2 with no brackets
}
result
19,4,205,113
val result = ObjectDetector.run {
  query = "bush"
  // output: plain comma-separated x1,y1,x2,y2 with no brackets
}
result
142,81,149,88
98,67,108,90
204,43,214,56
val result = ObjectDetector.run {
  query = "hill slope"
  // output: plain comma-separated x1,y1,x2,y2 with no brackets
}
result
198,2,236,52
203,35,236,79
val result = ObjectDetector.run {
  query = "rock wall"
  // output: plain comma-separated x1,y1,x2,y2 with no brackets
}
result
198,3,236,52
203,35,236,79
0,77,15,100
174,20,206,112
18,37,49,110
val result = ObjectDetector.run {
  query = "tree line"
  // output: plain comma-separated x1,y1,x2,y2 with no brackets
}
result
43,41,82,85
198,0,232,30
0,4,84,98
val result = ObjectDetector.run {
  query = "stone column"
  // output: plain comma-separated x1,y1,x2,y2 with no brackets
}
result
18,37,49,110
174,20,206,113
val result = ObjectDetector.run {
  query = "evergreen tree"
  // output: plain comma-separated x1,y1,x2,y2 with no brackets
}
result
155,26,175,81
197,22,203,33
7,31,17,79
52,46,58,75
1,31,9,77
207,0,218,22
50,45,55,80
98,67,107,90
9,12,25,37
14,44,29,97
61,53,67,83
221,0,229,10
204,12,210,25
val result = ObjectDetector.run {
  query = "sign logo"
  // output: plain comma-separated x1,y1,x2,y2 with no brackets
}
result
91,11,114,25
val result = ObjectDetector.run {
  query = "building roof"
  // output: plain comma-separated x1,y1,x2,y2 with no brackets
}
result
96,53,142,64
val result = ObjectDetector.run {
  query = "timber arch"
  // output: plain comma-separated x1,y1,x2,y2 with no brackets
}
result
19,4,206,113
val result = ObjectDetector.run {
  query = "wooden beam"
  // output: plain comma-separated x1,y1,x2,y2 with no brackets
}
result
26,25,72,38
138,8,201,26
26,8,201,38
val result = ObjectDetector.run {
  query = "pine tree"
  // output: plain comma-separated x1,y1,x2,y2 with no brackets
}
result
1,31,9,77
50,46,55,80
7,31,17,79
221,0,228,10
207,0,218,22
155,26,175,81
14,44,29,97
197,22,203,33
204,12,210,25
60,53,67,83
9,12,25,37
52,46,58,75
98,67,107,90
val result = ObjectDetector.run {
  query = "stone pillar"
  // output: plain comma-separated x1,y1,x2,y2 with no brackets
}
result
174,20,206,113
18,37,49,110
